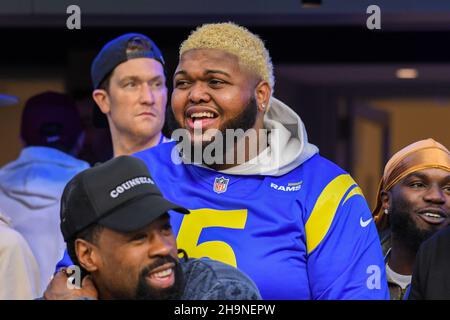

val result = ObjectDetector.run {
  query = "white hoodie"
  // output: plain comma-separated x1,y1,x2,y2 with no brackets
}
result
0,212,40,299
0,146,89,296
184,97,319,176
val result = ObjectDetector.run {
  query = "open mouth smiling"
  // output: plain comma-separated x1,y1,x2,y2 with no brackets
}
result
417,208,449,225
185,106,220,130
146,262,176,289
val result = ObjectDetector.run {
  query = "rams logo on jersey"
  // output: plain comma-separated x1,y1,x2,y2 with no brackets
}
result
270,181,302,192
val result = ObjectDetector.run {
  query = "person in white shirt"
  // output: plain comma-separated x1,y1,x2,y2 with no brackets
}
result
0,92,89,296
0,212,40,299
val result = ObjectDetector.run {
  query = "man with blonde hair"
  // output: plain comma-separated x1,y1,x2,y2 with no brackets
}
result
130,22,389,299
372,138,450,299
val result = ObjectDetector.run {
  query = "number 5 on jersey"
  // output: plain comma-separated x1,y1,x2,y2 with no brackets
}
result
176,208,248,267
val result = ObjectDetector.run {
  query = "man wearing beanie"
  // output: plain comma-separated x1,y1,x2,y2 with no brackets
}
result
0,91,89,297
372,138,450,299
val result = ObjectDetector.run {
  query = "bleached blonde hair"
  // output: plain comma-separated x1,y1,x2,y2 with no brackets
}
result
179,22,275,91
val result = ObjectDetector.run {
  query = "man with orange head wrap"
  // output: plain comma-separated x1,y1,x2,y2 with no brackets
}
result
372,138,450,299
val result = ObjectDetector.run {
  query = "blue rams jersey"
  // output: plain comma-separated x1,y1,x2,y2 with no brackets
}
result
133,142,389,300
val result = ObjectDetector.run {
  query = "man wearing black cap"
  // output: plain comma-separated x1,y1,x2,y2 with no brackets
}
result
44,156,261,300
91,33,170,157
0,91,89,297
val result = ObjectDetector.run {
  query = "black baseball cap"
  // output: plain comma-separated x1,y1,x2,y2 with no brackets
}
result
90,33,165,127
60,156,189,241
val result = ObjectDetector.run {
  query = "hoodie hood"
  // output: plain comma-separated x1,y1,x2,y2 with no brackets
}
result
0,147,89,209
184,97,319,176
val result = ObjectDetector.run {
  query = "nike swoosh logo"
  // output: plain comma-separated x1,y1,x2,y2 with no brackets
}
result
360,217,373,228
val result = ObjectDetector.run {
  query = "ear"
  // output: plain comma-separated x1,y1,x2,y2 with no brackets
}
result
254,80,271,113
92,89,111,114
380,190,391,211
75,239,100,273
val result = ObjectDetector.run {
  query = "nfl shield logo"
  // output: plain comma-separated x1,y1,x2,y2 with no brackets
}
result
213,176,229,194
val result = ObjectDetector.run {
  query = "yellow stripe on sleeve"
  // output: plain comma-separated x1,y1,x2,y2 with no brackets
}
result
343,186,364,205
305,174,364,254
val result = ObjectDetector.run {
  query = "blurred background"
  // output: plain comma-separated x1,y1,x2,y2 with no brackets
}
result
1,0,450,207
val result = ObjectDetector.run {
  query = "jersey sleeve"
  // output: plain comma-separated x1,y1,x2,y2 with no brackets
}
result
304,175,389,300
54,249,73,273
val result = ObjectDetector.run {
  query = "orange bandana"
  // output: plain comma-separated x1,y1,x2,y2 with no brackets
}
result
372,138,450,231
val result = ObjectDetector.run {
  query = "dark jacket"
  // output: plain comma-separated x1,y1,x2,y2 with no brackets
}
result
181,258,261,300
409,227,450,300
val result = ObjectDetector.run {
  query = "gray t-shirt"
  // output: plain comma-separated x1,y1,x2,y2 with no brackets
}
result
180,258,261,300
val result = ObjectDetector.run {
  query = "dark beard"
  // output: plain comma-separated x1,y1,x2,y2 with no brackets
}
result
167,96,258,138
217,96,258,139
135,255,184,300
173,96,259,166
390,196,438,253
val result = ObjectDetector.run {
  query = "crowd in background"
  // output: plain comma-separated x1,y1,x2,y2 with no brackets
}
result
0,22,449,300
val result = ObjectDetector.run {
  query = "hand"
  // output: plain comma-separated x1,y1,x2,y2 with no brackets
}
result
43,268,98,300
